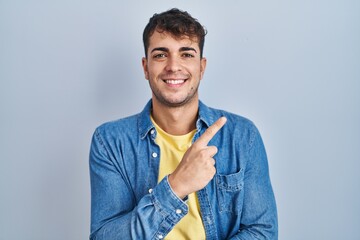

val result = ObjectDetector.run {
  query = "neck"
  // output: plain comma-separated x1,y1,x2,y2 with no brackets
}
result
151,99,199,136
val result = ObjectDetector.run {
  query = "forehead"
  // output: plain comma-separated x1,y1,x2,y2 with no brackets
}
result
148,31,200,50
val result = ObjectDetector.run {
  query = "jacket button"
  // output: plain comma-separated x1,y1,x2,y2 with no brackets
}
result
148,188,153,193
158,234,163,239
152,152,158,158
150,129,155,135
175,209,182,214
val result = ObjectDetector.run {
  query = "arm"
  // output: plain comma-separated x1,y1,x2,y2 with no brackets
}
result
89,129,188,240
230,126,278,240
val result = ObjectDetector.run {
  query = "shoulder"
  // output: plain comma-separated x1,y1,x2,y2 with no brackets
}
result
202,103,257,133
95,99,152,135
94,113,140,139
217,108,254,129
200,103,261,146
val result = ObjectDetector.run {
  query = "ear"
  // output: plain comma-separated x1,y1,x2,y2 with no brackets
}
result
142,57,149,80
200,57,207,80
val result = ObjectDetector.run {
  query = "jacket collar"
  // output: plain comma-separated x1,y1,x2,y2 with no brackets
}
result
138,99,216,139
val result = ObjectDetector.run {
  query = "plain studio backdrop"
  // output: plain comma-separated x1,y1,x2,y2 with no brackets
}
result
0,1,359,239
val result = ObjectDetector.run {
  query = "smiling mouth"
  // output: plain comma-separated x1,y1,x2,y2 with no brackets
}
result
164,79,186,84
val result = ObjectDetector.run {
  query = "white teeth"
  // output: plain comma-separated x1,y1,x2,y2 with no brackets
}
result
165,80,185,84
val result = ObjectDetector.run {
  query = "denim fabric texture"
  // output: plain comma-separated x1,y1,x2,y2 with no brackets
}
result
89,100,278,240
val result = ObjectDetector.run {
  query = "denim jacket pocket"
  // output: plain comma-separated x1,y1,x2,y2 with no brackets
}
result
216,168,245,214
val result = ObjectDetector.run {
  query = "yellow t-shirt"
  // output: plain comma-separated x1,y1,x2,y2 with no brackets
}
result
151,116,206,240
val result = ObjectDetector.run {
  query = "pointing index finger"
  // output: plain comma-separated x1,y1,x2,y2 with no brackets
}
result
196,117,227,146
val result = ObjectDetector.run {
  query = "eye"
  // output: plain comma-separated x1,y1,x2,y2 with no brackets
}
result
182,53,195,58
153,53,167,59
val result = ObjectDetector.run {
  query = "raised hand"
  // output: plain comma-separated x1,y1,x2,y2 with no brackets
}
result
168,117,227,199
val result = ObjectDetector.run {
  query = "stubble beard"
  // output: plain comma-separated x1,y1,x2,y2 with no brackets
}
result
150,81,200,108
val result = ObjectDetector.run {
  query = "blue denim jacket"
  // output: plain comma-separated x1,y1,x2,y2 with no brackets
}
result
89,100,278,240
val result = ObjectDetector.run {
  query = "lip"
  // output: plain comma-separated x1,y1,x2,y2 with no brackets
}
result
161,73,189,86
163,79,187,87
164,79,186,84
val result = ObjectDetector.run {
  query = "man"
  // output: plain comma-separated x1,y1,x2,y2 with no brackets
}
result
90,8,277,240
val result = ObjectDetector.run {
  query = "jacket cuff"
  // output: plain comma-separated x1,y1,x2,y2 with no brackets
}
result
151,176,189,224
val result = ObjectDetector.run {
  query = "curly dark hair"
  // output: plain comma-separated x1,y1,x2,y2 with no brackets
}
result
143,8,207,58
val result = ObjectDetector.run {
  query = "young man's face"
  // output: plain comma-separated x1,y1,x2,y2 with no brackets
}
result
142,31,207,108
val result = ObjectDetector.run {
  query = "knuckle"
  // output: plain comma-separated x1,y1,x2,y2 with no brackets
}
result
206,127,216,136
208,167,216,177
212,146,218,153
208,146,218,157
199,149,207,158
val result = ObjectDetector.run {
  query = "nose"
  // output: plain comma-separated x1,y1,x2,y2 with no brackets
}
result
165,56,182,72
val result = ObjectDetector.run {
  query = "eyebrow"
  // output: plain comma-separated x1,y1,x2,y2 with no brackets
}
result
150,47,197,53
180,47,197,53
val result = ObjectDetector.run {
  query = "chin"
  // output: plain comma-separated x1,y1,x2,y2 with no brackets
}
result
162,97,198,108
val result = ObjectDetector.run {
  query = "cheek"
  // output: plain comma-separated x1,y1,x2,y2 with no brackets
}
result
147,63,163,76
192,66,202,78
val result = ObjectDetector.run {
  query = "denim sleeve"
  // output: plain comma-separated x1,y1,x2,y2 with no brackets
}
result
230,125,278,240
89,129,188,240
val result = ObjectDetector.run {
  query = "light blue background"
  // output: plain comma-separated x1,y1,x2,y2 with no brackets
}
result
1,1,359,239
